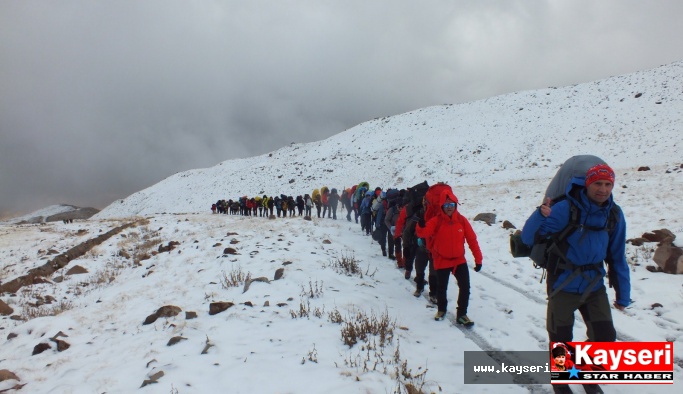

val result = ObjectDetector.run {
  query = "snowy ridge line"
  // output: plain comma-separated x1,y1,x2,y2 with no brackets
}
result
444,312,552,394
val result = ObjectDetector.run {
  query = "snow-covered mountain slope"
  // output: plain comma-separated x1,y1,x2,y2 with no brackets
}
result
95,61,682,219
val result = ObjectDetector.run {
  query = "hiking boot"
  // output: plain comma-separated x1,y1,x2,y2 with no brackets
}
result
388,254,395,260
382,250,387,256
413,288,423,297
456,315,474,327
404,270,411,280
428,295,438,304
434,311,446,321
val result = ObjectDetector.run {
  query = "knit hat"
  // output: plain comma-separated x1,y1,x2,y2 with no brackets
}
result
552,346,566,358
585,163,615,187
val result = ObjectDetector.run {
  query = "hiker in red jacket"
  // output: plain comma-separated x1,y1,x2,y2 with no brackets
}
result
416,190,483,324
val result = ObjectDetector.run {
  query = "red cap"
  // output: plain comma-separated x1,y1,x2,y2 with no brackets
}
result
585,164,615,187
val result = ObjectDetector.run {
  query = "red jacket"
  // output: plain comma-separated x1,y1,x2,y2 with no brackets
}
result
416,190,482,270
394,206,407,240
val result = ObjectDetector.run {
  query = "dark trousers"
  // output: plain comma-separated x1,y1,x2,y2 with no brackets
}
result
546,287,616,342
377,224,388,253
360,213,372,234
387,231,395,257
305,206,312,217
414,247,436,295
404,240,415,272
435,264,470,317
393,237,402,258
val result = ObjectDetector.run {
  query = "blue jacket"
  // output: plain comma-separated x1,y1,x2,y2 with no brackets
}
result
360,195,373,215
522,177,630,307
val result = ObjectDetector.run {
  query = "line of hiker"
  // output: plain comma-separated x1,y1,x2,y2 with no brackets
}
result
210,187,342,219
348,181,482,325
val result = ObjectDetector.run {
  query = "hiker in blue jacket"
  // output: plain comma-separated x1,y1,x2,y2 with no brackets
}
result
523,163,630,344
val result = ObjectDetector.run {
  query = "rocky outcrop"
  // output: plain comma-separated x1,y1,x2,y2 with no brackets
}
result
0,220,142,294
143,305,182,325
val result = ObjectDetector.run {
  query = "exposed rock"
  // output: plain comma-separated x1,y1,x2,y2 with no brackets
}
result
473,213,496,226
322,239,331,244
185,311,197,320
50,338,71,352
0,300,13,316
118,249,131,259
243,277,270,293
223,247,238,255
7,333,18,340
167,336,187,346
653,240,683,274
32,342,51,355
209,302,234,315
304,216,312,221
158,241,180,253
0,369,19,382
274,268,285,280
143,305,182,325
140,370,164,388
263,301,270,307
66,265,88,275
502,220,516,230
627,237,648,246
229,239,239,244
641,229,675,243
637,166,651,171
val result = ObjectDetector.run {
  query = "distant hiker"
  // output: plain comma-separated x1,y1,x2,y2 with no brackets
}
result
341,188,353,221
296,195,305,216
274,196,282,217
287,196,296,217
522,163,630,344
267,196,275,216
416,190,482,324
359,193,374,235
321,187,331,218
384,189,404,267
261,195,269,217
328,188,340,220
211,203,217,214
374,191,392,258
304,194,312,217
312,191,322,218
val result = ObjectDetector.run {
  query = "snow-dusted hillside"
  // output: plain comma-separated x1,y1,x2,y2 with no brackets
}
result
95,62,683,218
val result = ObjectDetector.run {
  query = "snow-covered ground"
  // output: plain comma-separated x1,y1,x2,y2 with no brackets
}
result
1,62,682,393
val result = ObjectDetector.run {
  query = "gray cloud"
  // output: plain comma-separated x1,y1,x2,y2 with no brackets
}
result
2,0,682,217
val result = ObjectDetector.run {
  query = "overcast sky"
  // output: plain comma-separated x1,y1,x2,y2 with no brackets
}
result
1,0,682,217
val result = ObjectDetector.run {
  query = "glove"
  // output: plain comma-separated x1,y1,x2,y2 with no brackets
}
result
474,264,482,272
390,226,395,236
